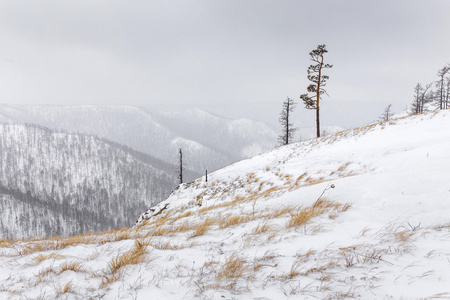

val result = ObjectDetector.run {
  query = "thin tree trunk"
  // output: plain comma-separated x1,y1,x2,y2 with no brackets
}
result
316,54,323,138
178,149,183,184
316,106,320,138
285,101,290,145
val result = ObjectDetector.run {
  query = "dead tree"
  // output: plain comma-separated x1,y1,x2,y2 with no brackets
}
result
178,148,184,185
379,104,393,121
420,83,433,113
278,97,298,145
300,44,333,138
436,65,450,110
411,83,423,115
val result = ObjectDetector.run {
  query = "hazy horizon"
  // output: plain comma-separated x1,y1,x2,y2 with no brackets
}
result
1,1,449,129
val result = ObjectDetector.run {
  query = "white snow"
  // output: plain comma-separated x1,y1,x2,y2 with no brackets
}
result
1,110,450,299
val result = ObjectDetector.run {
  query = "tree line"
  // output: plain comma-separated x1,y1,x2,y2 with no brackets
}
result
411,65,450,115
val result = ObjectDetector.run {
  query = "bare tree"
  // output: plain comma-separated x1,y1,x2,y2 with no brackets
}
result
300,44,333,138
411,83,423,115
436,65,450,110
446,77,450,110
278,97,298,145
420,83,433,113
178,148,184,184
379,104,393,121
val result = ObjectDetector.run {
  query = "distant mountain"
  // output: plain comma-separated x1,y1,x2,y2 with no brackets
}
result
0,105,279,173
0,124,199,239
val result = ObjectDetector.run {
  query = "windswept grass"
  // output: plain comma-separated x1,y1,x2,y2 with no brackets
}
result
288,199,347,228
217,253,248,281
32,252,65,264
55,281,73,295
107,240,148,275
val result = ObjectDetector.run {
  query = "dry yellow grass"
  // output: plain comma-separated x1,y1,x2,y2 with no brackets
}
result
99,274,119,289
288,199,345,228
286,261,301,279
146,226,173,237
263,206,293,220
337,162,351,172
58,261,85,274
251,222,272,235
149,241,180,250
101,239,149,288
341,203,352,212
219,215,251,229
217,253,248,281
33,252,64,264
295,249,316,262
304,177,325,186
107,240,148,275
287,208,317,227
55,281,73,295
260,187,282,198
252,250,278,272
394,230,415,243
432,224,450,231
0,238,13,248
191,218,215,238
196,194,248,214
170,211,193,223
37,266,57,277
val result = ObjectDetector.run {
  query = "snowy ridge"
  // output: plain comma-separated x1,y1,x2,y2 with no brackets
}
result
1,111,450,299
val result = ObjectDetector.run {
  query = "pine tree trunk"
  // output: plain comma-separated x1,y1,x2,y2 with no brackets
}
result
316,105,320,138
316,55,323,138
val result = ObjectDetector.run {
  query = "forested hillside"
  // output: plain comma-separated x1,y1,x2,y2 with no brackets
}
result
0,105,278,172
0,124,196,239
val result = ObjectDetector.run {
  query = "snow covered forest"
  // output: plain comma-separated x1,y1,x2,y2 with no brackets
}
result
0,105,281,173
0,123,196,239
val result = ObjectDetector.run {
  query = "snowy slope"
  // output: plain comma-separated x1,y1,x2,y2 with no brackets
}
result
1,111,450,299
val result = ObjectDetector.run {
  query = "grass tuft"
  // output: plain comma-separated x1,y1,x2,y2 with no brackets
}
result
55,281,73,295
217,253,248,281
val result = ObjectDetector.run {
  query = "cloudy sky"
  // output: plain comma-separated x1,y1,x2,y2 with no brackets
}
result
0,1,449,128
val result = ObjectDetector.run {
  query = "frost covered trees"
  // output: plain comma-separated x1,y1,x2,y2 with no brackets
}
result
278,97,298,145
300,44,333,138
436,65,450,110
178,148,184,184
410,64,449,114
380,104,393,122
411,83,432,115
0,124,180,239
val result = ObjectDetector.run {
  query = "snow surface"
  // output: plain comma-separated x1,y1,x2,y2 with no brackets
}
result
1,111,450,299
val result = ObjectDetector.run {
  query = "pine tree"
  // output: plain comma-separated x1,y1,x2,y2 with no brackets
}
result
300,44,333,138
278,97,298,145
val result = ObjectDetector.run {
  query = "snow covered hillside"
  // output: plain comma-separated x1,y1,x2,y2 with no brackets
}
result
0,124,199,239
0,104,278,173
1,111,450,299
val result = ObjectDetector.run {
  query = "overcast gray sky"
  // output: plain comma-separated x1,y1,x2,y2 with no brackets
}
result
1,0,449,128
